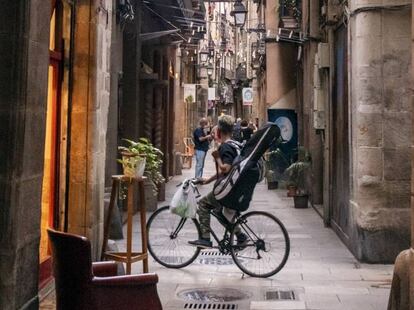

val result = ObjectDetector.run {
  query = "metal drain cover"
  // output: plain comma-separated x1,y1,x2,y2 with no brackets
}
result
200,251,227,256
198,257,235,265
178,288,252,302
198,251,244,265
265,290,296,300
184,303,238,309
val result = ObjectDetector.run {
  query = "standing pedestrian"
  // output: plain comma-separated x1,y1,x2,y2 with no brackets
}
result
211,124,220,150
240,120,254,143
232,117,242,142
193,118,212,178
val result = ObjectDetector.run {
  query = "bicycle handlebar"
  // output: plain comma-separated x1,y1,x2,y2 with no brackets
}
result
176,178,204,188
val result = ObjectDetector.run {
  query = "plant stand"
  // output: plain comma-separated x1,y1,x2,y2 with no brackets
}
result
101,175,149,274
293,195,309,209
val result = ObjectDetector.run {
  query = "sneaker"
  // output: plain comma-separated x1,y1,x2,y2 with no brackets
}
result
236,232,248,247
188,238,213,248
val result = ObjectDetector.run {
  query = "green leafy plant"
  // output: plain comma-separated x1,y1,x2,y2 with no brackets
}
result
185,95,194,104
118,138,165,196
285,148,311,195
279,0,302,21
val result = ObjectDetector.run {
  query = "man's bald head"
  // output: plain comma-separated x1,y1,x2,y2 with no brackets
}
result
199,118,208,127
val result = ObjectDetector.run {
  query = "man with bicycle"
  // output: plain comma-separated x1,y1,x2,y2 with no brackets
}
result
188,115,248,248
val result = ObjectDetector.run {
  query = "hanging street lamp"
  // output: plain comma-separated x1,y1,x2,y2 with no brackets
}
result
230,0,248,27
199,49,209,63
207,63,214,76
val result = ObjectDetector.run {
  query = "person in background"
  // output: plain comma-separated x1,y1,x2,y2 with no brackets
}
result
193,118,212,178
211,124,220,150
232,117,242,142
240,120,254,143
249,120,257,132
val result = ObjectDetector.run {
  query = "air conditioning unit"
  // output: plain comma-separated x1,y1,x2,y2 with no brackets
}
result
317,43,330,69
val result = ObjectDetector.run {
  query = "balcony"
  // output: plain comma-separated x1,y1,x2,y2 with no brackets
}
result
279,0,301,29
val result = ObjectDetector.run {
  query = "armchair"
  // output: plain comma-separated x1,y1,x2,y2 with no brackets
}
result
47,229,162,310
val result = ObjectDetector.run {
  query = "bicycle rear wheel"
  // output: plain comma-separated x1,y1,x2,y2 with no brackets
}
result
147,206,201,268
230,211,290,278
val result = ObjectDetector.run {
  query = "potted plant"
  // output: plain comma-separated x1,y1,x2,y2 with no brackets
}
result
265,148,289,190
278,0,301,29
118,138,165,196
118,139,146,178
265,137,292,190
285,149,311,208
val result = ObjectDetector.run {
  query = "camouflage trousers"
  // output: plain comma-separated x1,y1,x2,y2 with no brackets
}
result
198,192,241,239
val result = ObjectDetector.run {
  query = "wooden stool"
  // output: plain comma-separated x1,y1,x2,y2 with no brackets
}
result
182,137,194,169
101,175,148,274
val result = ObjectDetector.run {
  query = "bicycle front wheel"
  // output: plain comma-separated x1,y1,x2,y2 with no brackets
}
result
230,211,290,278
147,206,201,268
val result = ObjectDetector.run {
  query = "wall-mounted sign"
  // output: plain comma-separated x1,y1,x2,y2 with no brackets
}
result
208,88,216,101
184,84,196,103
242,88,253,106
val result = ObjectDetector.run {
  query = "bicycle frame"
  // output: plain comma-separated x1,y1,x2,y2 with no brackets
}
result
177,179,263,253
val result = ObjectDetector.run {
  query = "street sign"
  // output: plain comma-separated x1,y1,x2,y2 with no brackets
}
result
242,88,253,106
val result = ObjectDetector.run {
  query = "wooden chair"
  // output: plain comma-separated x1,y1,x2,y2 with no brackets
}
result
47,229,162,310
182,137,195,169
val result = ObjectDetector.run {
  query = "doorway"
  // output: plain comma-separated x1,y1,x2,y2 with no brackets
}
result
330,25,350,239
39,1,63,289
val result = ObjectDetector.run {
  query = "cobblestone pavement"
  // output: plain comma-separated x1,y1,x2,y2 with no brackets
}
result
40,152,393,310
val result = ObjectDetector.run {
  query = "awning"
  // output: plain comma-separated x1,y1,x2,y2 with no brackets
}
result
140,29,179,41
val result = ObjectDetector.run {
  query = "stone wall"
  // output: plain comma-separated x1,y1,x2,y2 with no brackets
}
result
105,0,123,188
67,0,113,259
0,1,51,309
265,0,297,110
349,2,412,262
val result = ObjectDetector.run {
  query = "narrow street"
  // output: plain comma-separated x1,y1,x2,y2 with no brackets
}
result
3,0,412,309
116,152,393,310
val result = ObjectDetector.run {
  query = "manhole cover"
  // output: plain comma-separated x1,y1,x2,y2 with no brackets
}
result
178,288,252,302
184,303,238,309
265,290,296,300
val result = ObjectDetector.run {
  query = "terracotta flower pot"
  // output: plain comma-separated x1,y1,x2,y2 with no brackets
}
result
287,185,297,197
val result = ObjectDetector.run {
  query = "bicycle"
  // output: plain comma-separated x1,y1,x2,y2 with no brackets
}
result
146,179,290,278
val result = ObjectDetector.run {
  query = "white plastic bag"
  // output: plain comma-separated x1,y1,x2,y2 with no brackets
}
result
170,180,197,218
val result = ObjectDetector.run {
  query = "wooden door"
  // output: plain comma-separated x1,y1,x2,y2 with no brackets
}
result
331,25,350,238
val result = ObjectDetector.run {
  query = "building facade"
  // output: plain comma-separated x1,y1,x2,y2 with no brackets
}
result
256,0,411,263
302,0,411,263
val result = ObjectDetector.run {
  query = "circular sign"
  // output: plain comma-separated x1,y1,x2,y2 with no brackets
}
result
244,89,253,101
275,116,293,143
